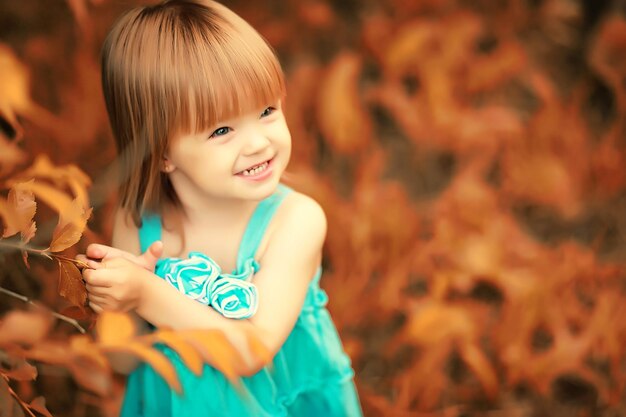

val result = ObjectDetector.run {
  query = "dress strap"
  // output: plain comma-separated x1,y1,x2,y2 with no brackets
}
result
138,214,162,253
236,184,292,271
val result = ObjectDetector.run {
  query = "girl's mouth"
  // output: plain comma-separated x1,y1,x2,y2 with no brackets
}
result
236,158,274,181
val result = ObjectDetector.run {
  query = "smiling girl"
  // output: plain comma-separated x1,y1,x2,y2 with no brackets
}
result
79,0,363,416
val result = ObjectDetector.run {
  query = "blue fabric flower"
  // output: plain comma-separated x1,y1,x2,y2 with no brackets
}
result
157,252,259,319
209,277,258,319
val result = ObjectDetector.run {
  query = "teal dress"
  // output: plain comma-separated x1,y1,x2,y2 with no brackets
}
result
120,185,363,417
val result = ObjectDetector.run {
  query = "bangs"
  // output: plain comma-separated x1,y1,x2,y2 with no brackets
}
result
155,2,285,135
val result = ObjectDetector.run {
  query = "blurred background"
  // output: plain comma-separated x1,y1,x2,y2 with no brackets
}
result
1,0,626,416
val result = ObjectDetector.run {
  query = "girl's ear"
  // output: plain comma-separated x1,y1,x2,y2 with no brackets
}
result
162,157,175,173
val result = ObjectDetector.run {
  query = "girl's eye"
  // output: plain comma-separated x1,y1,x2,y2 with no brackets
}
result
209,126,231,139
260,106,276,118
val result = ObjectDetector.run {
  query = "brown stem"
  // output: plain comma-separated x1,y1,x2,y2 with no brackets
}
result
0,240,91,269
0,286,86,334
0,240,52,259
5,380,38,417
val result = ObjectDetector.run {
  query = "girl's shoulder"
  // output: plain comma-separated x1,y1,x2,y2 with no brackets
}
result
111,207,142,255
256,189,327,261
274,189,327,233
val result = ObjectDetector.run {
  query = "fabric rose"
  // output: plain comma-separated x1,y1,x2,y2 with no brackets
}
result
208,277,258,319
157,252,259,319
160,252,221,305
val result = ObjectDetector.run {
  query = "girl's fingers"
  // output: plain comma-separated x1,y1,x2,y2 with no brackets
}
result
85,283,108,297
139,241,163,270
82,268,112,287
89,302,104,314
87,244,135,263
87,293,110,306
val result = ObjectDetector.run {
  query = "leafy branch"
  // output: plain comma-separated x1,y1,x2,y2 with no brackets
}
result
0,286,86,334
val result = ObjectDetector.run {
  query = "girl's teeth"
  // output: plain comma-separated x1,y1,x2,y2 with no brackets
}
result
242,161,268,176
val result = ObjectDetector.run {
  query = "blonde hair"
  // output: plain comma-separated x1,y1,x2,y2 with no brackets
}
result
101,0,285,225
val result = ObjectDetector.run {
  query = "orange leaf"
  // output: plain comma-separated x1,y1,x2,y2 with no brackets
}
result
8,179,73,215
17,155,91,208
316,52,372,154
67,354,113,396
1,181,37,243
60,305,95,321
151,330,204,376
96,311,136,346
28,397,53,417
466,42,527,93
183,329,243,384
383,20,437,77
57,258,87,309
115,342,181,393
9,179,94,252
0,133,26,176
404,302,476,346
49,198,92,252
0,43,32,118
458,341,499,399
4,360,37,381
70,335,110,370
0,310,53,347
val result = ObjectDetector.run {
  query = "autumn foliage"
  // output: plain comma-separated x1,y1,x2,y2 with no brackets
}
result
1,0,626,416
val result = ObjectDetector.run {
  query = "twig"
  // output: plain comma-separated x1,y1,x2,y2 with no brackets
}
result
0,286,86,334
0,240,91,269
0,240,53,260
5,379,38,417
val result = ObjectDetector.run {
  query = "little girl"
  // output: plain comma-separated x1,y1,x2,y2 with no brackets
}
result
80,0,363,416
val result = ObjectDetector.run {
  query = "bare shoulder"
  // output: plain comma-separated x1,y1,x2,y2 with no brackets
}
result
277,190,327,240
111,207,141,255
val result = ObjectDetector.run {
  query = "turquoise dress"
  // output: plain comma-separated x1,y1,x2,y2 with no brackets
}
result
120,185,363,417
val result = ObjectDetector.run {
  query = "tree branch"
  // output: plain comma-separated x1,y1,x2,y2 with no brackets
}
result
0,286,86,334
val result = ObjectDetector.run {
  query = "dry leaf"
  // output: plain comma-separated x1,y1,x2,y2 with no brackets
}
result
49,199,92,252
3,360,38,381
0,134,26,176
70,335,110,370
0,310,53,347
17,155,91,208
183,329,243,384
60,305,95,321
1,181,37,243
151,330,204,376
316,52,372,154
96,311,136,346
67,354,113,396
458,341,499,399
113,342,182,393
465,42,527,93
404,302,476,346
8,179,74,215
383,19,437,77
28,397,53,417
57,258,87,308
0,43,32,121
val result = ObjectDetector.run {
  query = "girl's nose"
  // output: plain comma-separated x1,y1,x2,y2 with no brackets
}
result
241,130,271,155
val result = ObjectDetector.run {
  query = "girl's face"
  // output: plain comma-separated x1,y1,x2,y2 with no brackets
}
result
165,101,291,206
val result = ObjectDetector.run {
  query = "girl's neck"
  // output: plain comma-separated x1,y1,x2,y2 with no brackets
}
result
168,195,259,230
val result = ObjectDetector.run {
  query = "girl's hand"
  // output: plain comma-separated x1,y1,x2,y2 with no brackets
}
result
82,257,152,313
77,241,163,272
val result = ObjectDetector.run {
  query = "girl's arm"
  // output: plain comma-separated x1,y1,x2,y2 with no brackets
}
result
84,193,326,376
